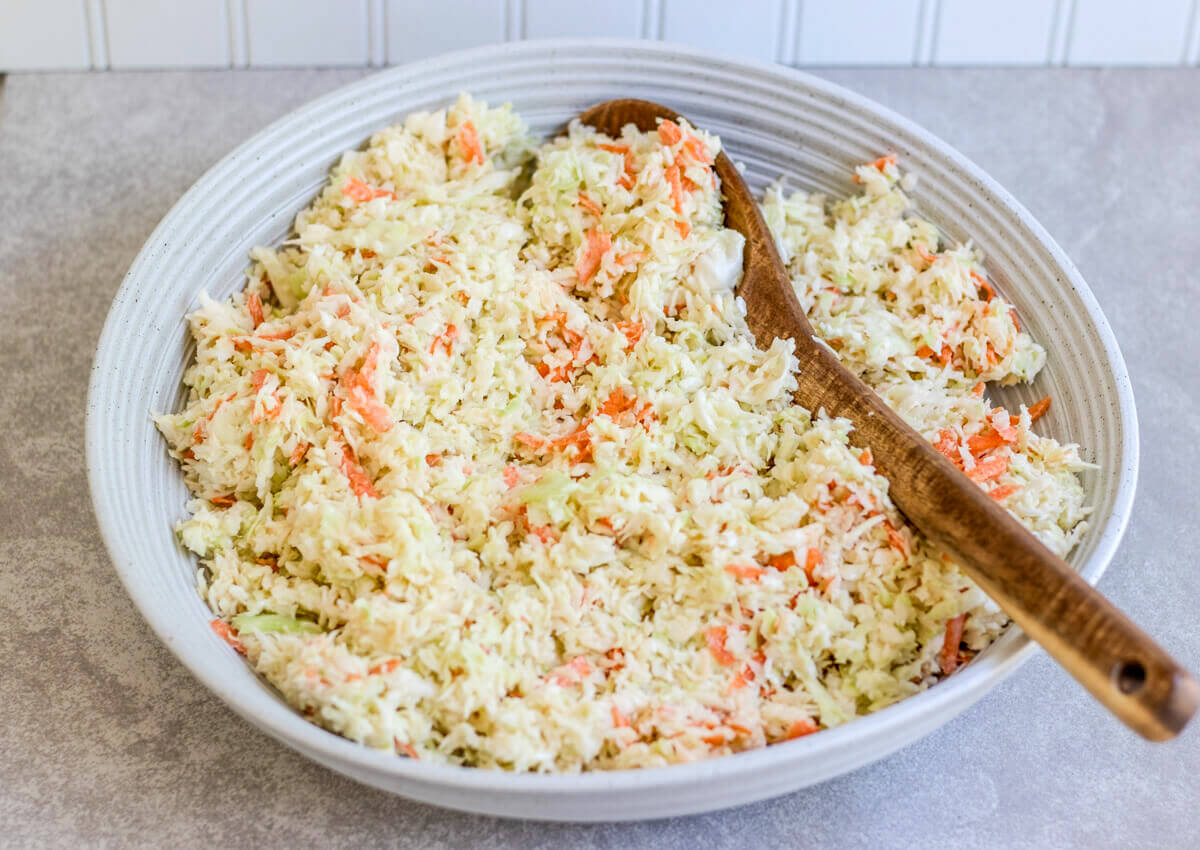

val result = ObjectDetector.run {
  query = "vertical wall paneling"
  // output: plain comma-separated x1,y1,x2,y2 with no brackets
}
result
797,0,923,64
523,0,644,40
1185,0,1200,63
1067,0,1193,65
228,0,249,67
1049,0,1076,64
661,0,782,59
777,0,799,64
386,0,505,64
641,0,662,39
8,0,1200,71
506,0,523,40
0,0,91,70
85,0,110,69
914,0,939,64
935,0,1058,65
367,0,386,66
246,0,368,67
104,0,230,68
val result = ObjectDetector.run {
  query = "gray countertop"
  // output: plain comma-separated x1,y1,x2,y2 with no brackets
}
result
1,66,1197,848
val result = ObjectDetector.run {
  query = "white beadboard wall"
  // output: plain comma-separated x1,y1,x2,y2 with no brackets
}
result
3,0,1200,71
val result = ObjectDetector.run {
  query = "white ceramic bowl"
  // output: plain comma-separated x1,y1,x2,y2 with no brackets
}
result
87,40,1138,821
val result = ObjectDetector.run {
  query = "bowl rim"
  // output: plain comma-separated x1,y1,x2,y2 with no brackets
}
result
86,37,1140,796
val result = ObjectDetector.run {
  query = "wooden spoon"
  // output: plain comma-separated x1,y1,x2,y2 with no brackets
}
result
578,98,1198,740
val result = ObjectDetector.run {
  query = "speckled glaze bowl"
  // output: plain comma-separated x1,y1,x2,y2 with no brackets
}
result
86,40,1137,821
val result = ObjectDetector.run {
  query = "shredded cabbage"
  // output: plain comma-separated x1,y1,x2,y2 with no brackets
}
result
155,96,1089,772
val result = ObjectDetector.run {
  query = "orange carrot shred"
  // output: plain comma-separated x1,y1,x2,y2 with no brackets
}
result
767,551,797,571
457,119,484,165
658,119,683,146
724,564,765,581
859,448,873,466
970,270,995,302
247,292,264,328
288,441,309,466
665,165,684,214
785,718,818,739
988,484,1021,501
210,619,245,654
706,626,736,666
612,705,630,728
804,548,823,584
966,454,1009,482
342,176,394,202
502,465,520,489
577,192,603,217
615,321,644,346
940,615,966,674
574,227,612,285
1028,396,1051,422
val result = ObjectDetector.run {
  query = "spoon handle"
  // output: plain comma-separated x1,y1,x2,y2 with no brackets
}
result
580,98,1198,740
789,327,1198,739
724,164,1200,739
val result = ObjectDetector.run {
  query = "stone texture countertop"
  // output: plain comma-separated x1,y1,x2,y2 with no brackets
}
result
1,67,1197,848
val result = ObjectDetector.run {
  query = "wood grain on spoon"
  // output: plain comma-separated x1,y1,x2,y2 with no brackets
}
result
578,98,1198,741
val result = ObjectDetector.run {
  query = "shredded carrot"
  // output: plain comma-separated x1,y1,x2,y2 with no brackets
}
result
429,324,459,356
804,548,823,584
615,321,644,346
724,564,765,581
882,520,908,556
1010,307,1022,332
288,441,309,466
457,119,484,165
674,220,690,239
210,619,245,654
369,659,401,675
574,227,612,285
598,388,637,419
859,448,873,466
940,614,966,674
425,453,440,466
665,165,684,214
767,551,797,571
986,341,999,367
705,626,736,666
657,119,683,146
399,741,419,760
502,465,520,489
612,705,630,728
598,143,636,188
785,718,818,739
616,251,647,266
940,344,954,365
342,176,394,202
1027,396,1051,422
210,494,235,508
577,192,603,217
970,270,995,302
916,345,936,359
527,520,556,545
972,381,986,398
568,656,591,677
513,432,546,450
247,292,264,328
340,448,379,499
256,329,294,341
243,431,254,450
966,428,1012,455
682,133,713,166
988,484,1021,501
915,244,938,264
966,454,1009,482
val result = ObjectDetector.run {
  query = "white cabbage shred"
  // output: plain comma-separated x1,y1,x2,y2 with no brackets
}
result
155,96,1090,771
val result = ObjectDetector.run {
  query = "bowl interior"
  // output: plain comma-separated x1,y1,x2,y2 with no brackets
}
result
87,40,1136,820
